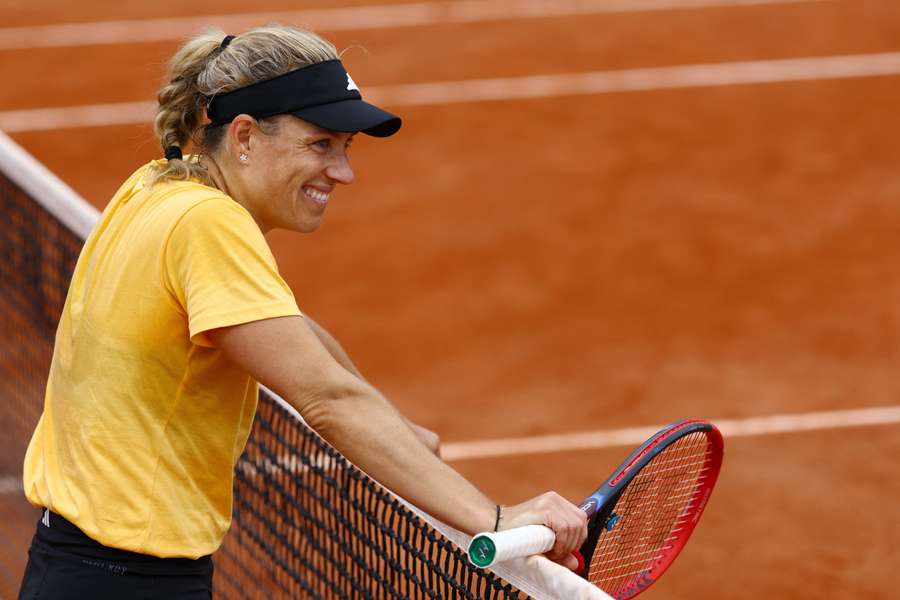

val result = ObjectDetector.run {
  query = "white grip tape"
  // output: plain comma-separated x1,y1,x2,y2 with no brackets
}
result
468,525,557,568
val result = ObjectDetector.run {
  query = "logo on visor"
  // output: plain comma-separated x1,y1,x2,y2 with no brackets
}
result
346,74,359,92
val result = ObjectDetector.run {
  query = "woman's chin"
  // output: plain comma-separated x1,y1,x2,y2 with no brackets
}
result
291,216,324,234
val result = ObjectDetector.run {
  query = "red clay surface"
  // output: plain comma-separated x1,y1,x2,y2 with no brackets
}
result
3,1,900,598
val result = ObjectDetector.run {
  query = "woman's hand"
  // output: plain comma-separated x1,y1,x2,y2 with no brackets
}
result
500,492,588,570
408,421,441,457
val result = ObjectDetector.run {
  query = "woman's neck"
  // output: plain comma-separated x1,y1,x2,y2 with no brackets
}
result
201,154,230,196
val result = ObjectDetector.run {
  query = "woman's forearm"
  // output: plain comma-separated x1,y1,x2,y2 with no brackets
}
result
304,314,442,455
301,376,493,534
211,316,488,533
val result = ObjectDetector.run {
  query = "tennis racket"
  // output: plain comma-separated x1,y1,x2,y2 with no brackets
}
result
467,419,723,599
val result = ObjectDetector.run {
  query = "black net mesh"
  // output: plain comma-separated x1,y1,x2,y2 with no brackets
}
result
1,170,85,599
0,149,532,600
218,390,524,599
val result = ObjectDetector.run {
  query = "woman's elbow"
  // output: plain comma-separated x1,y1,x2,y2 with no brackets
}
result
288,376,369,437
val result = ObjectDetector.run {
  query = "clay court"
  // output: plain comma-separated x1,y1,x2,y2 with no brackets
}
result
2,0,900,598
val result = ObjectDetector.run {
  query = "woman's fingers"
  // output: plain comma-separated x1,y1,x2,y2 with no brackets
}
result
546,499,588,561
408,421,442,457
501,491,588,568
559,553,579,571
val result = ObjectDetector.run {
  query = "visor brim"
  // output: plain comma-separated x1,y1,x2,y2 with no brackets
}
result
292,99,401,138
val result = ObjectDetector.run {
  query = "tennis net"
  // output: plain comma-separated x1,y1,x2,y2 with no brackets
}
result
0,130,608,600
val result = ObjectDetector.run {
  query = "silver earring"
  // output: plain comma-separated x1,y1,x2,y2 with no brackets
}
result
239,153,249,163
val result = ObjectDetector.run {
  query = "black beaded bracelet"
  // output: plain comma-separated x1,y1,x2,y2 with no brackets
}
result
493,504,502,532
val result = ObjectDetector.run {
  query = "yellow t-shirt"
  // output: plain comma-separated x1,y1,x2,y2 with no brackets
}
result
23,161,301,558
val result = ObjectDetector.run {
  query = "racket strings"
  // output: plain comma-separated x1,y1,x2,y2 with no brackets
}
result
587,431,713,596
593,439,707,570
590,435,709,587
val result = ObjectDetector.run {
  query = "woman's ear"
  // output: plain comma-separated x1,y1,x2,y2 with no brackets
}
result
227,114,257,162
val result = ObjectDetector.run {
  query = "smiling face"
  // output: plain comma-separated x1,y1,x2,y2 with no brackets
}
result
222,115,356,233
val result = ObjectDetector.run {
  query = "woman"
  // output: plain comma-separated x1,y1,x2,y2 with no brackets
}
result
19,26,586,599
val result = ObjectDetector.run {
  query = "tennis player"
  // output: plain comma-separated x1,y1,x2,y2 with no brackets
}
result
18,26,587,599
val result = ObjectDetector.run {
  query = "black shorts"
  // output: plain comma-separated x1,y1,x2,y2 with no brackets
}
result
18,509,213,600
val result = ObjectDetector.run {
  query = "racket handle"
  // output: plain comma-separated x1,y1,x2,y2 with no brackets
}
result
467,525,557,568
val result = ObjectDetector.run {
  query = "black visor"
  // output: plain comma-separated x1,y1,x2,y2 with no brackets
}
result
206,60,401,137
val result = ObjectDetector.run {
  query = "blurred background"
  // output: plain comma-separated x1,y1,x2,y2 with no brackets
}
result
2,0,900,597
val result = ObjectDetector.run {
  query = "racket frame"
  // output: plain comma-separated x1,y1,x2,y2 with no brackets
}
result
578,419,724,598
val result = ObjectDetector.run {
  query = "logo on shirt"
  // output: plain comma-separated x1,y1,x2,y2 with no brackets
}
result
346,74,359,92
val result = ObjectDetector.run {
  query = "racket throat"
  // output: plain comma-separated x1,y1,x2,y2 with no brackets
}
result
578,489,625,578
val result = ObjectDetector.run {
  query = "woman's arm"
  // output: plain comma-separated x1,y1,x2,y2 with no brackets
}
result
208,315,585,561
300,314,365,379
302,314,441,456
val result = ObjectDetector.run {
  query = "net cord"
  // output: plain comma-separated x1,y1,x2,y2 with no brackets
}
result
0,130,96,240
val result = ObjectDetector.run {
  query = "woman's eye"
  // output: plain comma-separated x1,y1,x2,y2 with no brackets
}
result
313,139,330,151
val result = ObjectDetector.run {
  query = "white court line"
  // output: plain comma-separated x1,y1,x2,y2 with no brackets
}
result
441,406,900,461
0,0,828,50
0,476,22,495
2,51,898,134
3,406,898,492
0,101,158,134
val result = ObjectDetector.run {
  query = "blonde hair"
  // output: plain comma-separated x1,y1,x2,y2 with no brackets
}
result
151,25,339,185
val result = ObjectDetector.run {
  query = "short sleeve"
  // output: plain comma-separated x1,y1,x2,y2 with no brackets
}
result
164,197,301,347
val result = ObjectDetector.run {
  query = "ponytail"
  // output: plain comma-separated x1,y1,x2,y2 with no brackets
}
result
149,29,225,186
